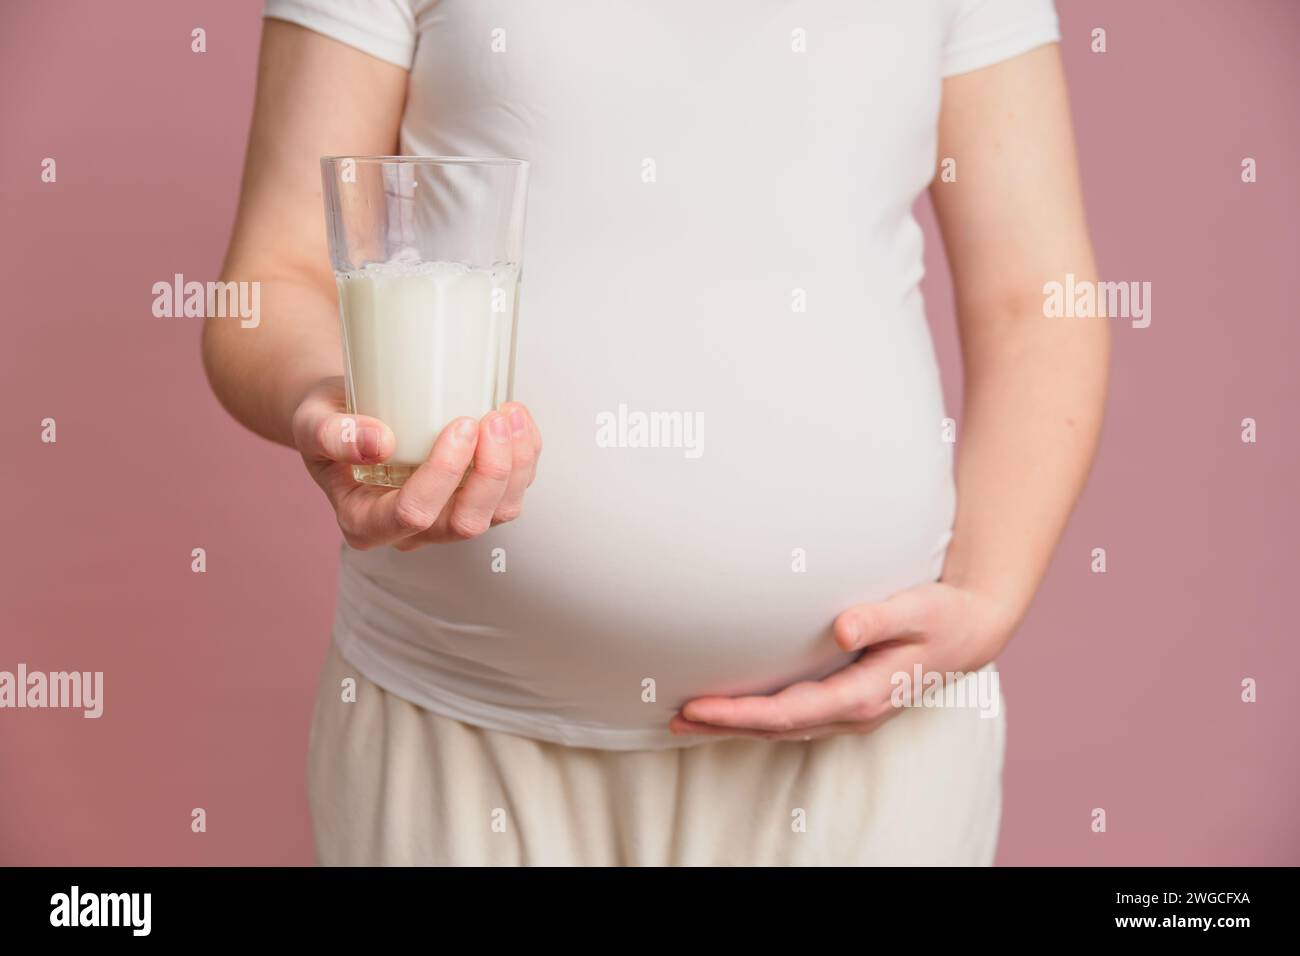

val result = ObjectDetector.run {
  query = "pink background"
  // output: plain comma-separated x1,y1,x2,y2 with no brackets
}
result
1,0,1297,866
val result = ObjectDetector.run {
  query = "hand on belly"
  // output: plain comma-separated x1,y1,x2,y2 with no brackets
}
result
668,582,1013,741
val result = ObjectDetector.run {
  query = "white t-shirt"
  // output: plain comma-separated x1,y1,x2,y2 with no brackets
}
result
265,0,1059,749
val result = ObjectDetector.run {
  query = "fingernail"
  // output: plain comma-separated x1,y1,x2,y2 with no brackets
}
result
488,414,510,443
843,620,862,649
359,427,383,461
454,418,476,442
509,407,528,435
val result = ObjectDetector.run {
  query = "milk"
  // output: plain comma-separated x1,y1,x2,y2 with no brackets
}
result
336,257,519,485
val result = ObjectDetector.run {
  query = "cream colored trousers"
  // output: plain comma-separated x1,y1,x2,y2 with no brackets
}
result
307,643,1006,866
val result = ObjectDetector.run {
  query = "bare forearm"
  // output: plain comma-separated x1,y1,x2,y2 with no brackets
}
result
202,19,408,450
200,276,342,448
940,302,1110,640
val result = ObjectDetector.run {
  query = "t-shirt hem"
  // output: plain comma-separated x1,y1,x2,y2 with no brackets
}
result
263,2,414,70
941,17,1061,78
332,629,709,752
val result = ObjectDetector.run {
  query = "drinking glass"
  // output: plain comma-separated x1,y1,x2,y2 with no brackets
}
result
321,156,529,487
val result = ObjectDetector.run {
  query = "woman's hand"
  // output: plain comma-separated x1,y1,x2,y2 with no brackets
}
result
669,582,1016,741
290,377,542,551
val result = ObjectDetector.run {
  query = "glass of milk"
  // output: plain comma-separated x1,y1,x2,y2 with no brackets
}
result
321,156,529,487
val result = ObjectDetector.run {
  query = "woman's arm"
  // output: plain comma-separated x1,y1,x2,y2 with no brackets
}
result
931,42,1110,636
202,18,407,447
672,43,1109,739
205,20,542,550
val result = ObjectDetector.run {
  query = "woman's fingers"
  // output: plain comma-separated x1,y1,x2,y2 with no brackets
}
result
291,379,396,467
493,403,540,523
679,678,859,733
678,649,907,732
292,382,543,553
669,713,893,741
444,412,514,538
674,586,960,734
391,412,513,550
520,404,543,483
338,417,479,550
311,412,395,465
304,402,541,554
832,589,929,652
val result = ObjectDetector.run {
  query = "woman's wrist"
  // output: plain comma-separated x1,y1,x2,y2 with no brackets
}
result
939,568,1035,660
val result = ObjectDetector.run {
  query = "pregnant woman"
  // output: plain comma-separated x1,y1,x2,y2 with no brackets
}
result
203,0,1108,865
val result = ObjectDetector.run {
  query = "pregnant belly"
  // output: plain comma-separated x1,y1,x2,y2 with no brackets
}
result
336,434,955,743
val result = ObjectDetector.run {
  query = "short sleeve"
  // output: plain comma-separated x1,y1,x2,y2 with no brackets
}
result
263,0,418,70
941,0,1060,77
